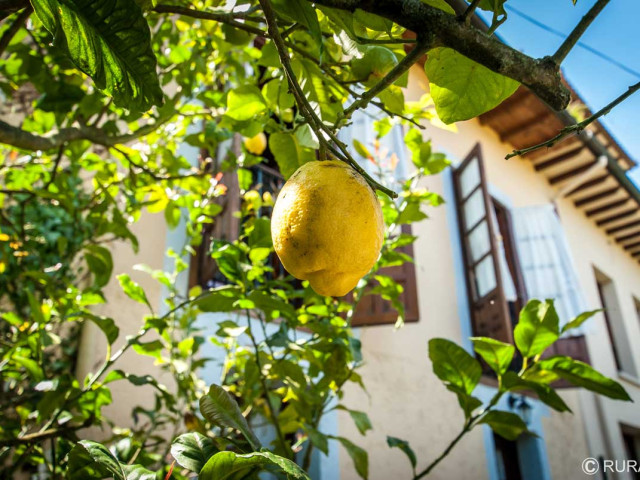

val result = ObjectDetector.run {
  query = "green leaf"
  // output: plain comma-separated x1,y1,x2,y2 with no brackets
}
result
304,424,329,455
131,339,163,359
171,432,218,473
30,0,162,111
226,85,267,121
386,436,417,470
272,0,322,53
514,299,560,358
336,437,368,480
421,0,456,14
337,406,372,436
479,410,528,441
502,371,571,413
86,314,119,345
425,47,519,124
428,338,482,395
67,440,126,480
199,451,311,480
199,384,261,450
121,464,156,480
196,286,243,313
471,337,515,377
535,356,631,401
478,0,507,16
561,309,602,334
117,274,151,309
268,132,314,179
84,245,113,288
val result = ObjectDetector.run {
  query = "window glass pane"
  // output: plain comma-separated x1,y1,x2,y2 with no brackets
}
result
475,256,496,298
463,189,486,231
459,157,481,198
467,221,491,263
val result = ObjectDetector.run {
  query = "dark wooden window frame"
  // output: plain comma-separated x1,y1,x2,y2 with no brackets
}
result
453,144,590,382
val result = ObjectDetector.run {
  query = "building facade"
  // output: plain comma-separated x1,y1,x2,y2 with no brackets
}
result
77,63,640,480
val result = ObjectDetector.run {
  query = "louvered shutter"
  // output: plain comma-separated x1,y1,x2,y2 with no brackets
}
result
351,225,419,327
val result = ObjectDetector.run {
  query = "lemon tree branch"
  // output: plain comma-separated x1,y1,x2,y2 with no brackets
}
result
506,80,640,159
259,0,398,198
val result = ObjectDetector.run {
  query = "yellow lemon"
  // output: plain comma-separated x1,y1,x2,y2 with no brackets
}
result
243,132,267,155
271,160,384,297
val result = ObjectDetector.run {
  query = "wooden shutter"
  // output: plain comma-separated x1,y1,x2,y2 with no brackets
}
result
453,144,513,343
351,225,419,327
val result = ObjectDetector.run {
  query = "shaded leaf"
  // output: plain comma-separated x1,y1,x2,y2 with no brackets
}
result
30,0,162,111
84,245,113,288
304,424,329,455
502,371,571,413
199,384,261,450
386,436,417,470
336,437,368,480
67,440,125,480
171,432,218,473
480,410,528,441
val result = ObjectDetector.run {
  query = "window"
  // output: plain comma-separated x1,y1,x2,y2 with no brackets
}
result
594,269,637,376
452,145,514,344
453,145,590,377
493,433,523,480
621,424,640,480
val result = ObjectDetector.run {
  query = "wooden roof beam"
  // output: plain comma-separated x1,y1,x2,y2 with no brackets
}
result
614,230,640,243
585,198,632,217
549,160,598,185
624,240,640,251
534,145,588,172
574,186,621,207
607,220,640,235
597,209,640,227
566,173,610,196
500,110,554,144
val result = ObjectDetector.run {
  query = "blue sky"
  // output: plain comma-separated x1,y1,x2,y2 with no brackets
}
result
478,0,640,189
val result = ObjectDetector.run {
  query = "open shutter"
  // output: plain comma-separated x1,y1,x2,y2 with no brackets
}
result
351,225,419,327
453,144,513,344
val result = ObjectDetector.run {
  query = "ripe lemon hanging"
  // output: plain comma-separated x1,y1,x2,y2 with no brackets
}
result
271,160,385,297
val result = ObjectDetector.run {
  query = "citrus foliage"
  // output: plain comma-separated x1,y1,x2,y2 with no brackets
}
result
0,0,631,479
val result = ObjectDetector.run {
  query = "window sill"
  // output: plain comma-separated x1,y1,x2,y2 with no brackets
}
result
618,371,640,388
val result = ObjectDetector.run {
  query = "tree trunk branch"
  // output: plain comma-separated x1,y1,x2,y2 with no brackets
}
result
0,117,170,151
310,0,571,110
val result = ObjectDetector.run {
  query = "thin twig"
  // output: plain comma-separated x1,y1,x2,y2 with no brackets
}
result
459,0,481,24
338,39,432,126
552,0,610,64
153,4,266,37
506,80,640,159
0,5,31,57
259,0,398,198
244,309,292,459
44,144,65,189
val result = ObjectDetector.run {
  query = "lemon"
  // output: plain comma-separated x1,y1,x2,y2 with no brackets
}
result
243,132,267,155
271,160,384,297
